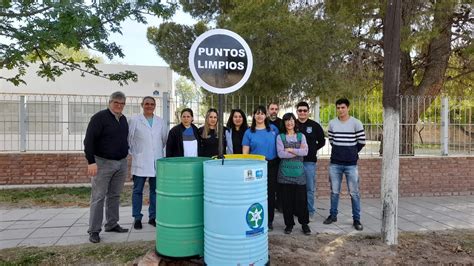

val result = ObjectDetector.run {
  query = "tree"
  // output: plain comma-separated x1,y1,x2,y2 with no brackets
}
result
175,76,201,108
147,21,208,79
174,76,203,121
0,1,176,85
148,1,472,155
381,0,401,246
319,1,473,155
147,0,351,98
25,44,105,64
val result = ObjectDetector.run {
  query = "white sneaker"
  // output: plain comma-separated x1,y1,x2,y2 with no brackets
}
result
309,214,315,222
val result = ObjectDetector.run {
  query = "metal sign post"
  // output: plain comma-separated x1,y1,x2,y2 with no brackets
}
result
189,29,253,158
218,94,224,157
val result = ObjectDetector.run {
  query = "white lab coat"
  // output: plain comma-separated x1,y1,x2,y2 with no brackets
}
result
128,114,168,177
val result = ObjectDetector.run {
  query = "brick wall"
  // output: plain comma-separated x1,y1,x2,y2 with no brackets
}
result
0,153,473,198
315,157,474,198
0,153,131,185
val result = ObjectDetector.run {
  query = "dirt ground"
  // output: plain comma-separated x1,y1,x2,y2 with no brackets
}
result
141,230,473,265
267,230,473,265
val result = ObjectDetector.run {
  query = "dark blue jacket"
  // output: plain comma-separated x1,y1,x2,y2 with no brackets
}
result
84,109,129,164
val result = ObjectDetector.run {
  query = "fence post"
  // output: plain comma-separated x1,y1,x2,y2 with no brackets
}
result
314,96,320,123
19,95,27,152
162,92,170,133
441,96,449,156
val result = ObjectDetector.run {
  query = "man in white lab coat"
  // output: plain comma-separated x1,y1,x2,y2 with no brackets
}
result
128,96,168,229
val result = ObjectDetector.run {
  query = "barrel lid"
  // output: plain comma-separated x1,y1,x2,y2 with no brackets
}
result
157,157,210,164
221,154,265,160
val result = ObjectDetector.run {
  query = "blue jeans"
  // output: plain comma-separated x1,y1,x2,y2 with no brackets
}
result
132,175,156,221
328,164,361,221
303,162,316,215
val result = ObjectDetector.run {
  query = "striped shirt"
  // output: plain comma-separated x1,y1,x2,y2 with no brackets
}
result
328,117,366,165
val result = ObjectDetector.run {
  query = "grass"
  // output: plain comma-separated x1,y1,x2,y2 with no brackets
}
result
0,241,154,265
0,185,136,208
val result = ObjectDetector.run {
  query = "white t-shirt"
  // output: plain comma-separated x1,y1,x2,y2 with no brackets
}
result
182,127,198,157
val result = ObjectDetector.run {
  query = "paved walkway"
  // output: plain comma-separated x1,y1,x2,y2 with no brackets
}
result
1,196,473,249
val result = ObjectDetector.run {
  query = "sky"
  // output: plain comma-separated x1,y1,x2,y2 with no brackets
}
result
103,8,196,67
0,3,196,67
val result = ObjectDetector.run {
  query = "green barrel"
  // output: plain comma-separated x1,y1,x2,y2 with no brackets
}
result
155,157,209,258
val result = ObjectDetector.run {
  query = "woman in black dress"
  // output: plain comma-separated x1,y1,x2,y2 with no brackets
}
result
198,108,225,157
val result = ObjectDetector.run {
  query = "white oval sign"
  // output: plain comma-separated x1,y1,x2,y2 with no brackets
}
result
189,29,253,94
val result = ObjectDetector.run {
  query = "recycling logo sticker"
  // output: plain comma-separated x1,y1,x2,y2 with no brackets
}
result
245,203,264,237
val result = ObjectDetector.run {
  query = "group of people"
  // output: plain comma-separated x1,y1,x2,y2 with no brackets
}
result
83,91,366,243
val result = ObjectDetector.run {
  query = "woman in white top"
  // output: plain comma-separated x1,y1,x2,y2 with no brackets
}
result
166,108,200,157
128,96,167,230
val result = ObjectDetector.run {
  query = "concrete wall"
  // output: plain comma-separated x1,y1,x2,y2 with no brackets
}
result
1,154,473,198
0,64,172,97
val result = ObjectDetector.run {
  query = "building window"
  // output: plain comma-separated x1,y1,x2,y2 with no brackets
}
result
68,102,104,134
123,103,141,117
27,101,62,134
68,102,142,135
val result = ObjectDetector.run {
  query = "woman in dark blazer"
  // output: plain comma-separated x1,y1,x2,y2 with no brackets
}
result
166,108,200,157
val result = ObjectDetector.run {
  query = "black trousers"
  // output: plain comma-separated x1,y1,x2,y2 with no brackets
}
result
274,158,283,210
280,183,309,227
267,159,279,225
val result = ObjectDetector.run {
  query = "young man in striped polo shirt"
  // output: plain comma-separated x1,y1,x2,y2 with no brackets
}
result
323,98,366,231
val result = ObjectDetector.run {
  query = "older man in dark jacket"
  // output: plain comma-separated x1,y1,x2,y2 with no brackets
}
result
84,91,129,243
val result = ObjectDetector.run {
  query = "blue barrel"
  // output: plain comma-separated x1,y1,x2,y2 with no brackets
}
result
203,159,269,266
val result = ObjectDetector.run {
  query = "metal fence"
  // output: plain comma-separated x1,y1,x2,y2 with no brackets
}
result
0,93,472,156
0,94,165,152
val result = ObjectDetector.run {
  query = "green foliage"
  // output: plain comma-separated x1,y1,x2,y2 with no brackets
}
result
319,90,383,125
223,0,350,97
25,44,104,64
180,0,234,22
449,97,474,126
147,21,208,78
175,76,202,108
323,1,472,97
149,0,354,98
413,95,473,121
149,0,471,103
0,1,177,85
444,53,474,96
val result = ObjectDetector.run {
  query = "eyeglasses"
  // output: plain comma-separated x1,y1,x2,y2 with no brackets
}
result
297,109,308,113
113,101,125,106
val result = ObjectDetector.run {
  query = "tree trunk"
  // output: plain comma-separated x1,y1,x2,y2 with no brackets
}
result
381,0,401,246
399,98,416,155
400,95,441,155
398,1,453,155
400,123,415,155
